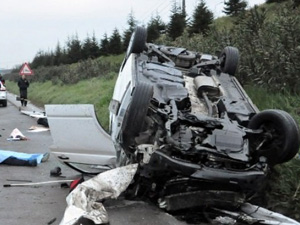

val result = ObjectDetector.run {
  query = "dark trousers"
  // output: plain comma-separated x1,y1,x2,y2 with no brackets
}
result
2,157,36,167
20,89,28,106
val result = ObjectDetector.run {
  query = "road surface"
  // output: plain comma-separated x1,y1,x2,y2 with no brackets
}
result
0,94,79,225
0,93,191,225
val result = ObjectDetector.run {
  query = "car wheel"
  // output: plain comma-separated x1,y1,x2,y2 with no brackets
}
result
220,46,239,75
248,109,300,165
122,82,153,147
126,26,147,57
277,110,300,162
2,100,7,107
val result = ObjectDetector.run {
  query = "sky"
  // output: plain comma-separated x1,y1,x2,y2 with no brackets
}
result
0,0,265,69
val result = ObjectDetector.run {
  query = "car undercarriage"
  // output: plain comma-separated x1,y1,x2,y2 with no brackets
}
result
45,26,300,225
113,27,300,215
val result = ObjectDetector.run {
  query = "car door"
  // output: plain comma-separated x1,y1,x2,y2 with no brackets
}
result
45,104,116,172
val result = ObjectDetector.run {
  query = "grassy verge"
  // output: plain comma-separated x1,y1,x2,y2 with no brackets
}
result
6,74,117,131
245,85,300,122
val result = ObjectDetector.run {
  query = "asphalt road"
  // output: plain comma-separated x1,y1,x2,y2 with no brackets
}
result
0,95,79,225
0,94,192,225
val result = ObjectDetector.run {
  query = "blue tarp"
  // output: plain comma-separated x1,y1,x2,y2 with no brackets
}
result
0,150,43,164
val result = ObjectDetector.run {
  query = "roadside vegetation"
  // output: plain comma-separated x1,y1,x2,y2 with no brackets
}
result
5,0,300,220
6,73,118,131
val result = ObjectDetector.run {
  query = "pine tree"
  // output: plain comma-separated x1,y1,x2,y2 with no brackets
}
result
147,15,166,42
167,1,186,40
189,0,214,35
54,42,62,66
100,33,109,56
90,32,101,58
82,35,92,60
109,28,123,55
66,34,82,63
31,50,44,68
123,11,137,51
223,0,247,16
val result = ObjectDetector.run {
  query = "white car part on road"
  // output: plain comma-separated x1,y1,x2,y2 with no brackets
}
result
45,104,116,167
59,164,138,225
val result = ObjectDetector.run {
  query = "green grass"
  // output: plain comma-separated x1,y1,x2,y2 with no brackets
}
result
245,84,300,123
6,75,117,131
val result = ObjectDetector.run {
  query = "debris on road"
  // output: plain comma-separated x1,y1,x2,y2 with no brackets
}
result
6,179,32,182
47,218,57,225
20,110,49,127
50,166,62,177
20,110,46,118
28,125,49,132
59,164,138,225
3,179,75,187
7,128,28,141
37,117,49,127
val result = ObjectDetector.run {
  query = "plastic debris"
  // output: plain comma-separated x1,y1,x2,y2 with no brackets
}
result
59,164,138,225
7,128,28,141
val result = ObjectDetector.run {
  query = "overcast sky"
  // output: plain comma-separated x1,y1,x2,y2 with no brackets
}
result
0,0,265,69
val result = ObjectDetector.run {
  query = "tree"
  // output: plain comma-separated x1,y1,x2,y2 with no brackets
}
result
31,50,45,68
100,33,110,56
90,32,101,58
54,42,63,66
66,34,82,64
147,15,166,42
167,1,187,40
189,0,214,35
223,0,247,16
82,33,100,60
109,28,123,55
122,11,137,51
82,35,92,60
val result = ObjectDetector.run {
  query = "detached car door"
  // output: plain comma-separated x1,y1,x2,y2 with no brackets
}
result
45,104,116,173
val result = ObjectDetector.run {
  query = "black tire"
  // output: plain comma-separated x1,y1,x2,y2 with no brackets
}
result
220,46,239,75
2,100,7,107
248,109,300,165
126,26,147,57
122,82,153,146
278,110,300,162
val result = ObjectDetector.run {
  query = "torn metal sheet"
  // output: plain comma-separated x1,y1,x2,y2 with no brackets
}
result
60,164,138,225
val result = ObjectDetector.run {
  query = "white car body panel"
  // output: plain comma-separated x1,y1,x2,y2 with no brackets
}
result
109,54,136,140
45,104,116,166
112,54,134,103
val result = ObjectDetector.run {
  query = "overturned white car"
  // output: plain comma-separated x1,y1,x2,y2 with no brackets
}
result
46,27,300,222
